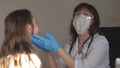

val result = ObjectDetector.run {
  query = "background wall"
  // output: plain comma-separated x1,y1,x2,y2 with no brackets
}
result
0,0,120,68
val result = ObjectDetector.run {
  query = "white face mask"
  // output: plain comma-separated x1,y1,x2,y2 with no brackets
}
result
73,14,92,35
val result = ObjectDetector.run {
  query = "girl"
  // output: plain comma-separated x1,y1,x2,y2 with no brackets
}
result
0,9,42,68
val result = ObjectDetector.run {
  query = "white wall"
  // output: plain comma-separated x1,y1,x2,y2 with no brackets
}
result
0,0,120,68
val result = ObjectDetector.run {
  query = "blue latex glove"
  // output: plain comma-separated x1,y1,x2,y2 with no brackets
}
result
30,34,51,52
31,32,61,52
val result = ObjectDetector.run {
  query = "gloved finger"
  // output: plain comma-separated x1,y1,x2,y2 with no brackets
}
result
45,32,55,40
30,37,44,47
32,34,48,42
31,38,51,51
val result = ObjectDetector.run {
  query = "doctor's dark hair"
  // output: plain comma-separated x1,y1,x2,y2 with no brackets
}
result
0,9,34,67
69,3,100,53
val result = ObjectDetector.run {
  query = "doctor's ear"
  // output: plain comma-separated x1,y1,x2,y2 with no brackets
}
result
90,20,95,26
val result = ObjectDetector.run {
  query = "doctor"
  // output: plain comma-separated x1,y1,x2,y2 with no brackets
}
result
31,2,110,68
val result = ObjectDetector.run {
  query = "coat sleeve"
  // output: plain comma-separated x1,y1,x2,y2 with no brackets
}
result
56,41,71,68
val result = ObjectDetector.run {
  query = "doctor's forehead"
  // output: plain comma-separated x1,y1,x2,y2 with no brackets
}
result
75,7,93,17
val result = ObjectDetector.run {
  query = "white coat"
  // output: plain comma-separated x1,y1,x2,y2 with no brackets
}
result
56,33,110,68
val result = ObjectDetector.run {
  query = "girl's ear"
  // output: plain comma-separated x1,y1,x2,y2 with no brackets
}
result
26,24,32,36
26,24,31,32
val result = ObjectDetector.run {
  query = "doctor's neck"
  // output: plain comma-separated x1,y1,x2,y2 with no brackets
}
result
78,31,90,43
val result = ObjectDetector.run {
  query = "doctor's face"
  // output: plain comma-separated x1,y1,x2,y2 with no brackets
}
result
74,7,94,19
72,7,94,35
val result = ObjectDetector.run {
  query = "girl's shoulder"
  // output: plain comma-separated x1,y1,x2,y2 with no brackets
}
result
9,53,41,68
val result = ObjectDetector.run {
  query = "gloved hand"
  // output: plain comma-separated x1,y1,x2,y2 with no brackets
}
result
30,33,51,52
30,32,61,52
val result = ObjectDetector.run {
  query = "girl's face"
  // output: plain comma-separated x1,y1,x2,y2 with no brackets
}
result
26,16,39,37
32,16,39,34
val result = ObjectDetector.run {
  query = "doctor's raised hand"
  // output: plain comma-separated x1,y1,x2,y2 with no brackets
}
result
31,32,61,52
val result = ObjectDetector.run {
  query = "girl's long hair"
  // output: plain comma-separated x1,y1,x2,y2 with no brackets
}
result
0,9,35,68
